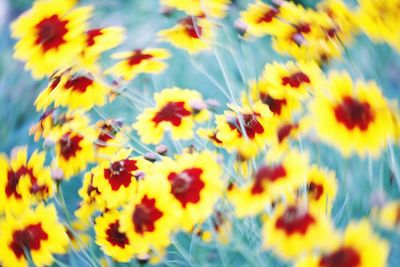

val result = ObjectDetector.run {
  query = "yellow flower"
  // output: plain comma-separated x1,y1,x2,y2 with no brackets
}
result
106,48,170,81
92,149,152,209
133,87,209,144
53,128,95,180
295,220,389,267
160,0,231,18
263,204,336,260
0,204,68,267
228,150,308,217
80,27,126,72
310,71,395,157
0,147,54,214
95,209,135,262
11,0,92,79
94,119,128,162
377,200,400,231
153,150,223,230
120,175,181,255
215,101,276,158
158,15,215,54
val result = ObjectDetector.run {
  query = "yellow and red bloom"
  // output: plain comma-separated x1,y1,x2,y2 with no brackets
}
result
11,0,92,79
228,151,308,217
376,200,400,231
295,220,389,267
106,48,170,81
92,149,152,209
134,87,209,144
158,15,215,54
94,119,128,162
53,128,95,180
215,101,276,158
263,204,336,260
310,72,395,157
120,176,180,255
0,147,54,214
160,0,231,18
0,204,69,267
153,150,223,230
95,209,135,262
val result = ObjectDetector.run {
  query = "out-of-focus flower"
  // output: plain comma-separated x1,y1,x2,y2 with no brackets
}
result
153,150,223,230
311,71,395,157
106,48,170,81
376,200,400,231
0,204,69,267
160,0,231,18
94,119,128,162
295,220,389,267
134,87,209,144
10,0,92,79
158,15,215,54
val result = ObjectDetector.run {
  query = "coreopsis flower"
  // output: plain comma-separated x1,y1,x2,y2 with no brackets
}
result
0,147,54,214
120,175,181,255
10,0,92,79
94,119,128,162
310,72,395,157
295,220,389,267
53,128,95,180
36,69,111,111
92,149,152,209
228,151,308,217
357,0,400,52
295,166,338,215
263,204,336,260
160,0,231,18
134,87,209,144
376,200,400,231
34,70,65,111
215,101,276,158
106,48,170,81
80,27,126,72
153,150,223,230
197,128,224,147
0,204,68,267
95,209,135,262
157,15,215,54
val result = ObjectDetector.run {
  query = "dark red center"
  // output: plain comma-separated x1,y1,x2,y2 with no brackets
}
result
86,28,103,47
10,223,49,259
228,113,264,139
168,168,205,208
275,206,316,235
251,164,286,194
104,159,138,191
180,16,202,38
334,97,374,131
257,8,279,23
319,247,361,267
97,124,116,148
307,182,324,201
152,101,192,126
278,123,297,143
64,76,94,93
59,132,83,161
105,220,129,248
260,93,287,115
35,15,68,52
281,72,310,88
127,50,153,66
132,195,163,235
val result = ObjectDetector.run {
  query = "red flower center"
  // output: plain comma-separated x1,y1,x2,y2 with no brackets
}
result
10,223,49,259
257,8,279,23
105,220,129,248
132,195,163,235
319,247,361,267
281,72,310,88
168,168,205,208
291,23,311,45
251,164,286,194
86,28,103,46
152,101,192,126
275,206,316,235
260,93,287,115
59,132,83,161
277,123,297,143
228,113,264,139
307,182,324,201
334,96,374,131
64,76,94,93
35,15,68,52
104,159,138,191
127,50,153,66
180,16,202,38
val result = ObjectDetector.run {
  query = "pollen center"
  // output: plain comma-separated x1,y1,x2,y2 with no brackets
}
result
59,132,83,160
132,195,163,235
35,15,68,52
104,159,138,191
334,96,374,131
